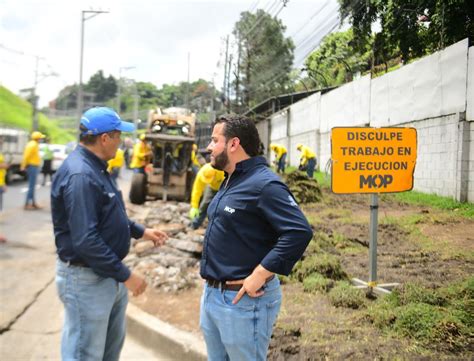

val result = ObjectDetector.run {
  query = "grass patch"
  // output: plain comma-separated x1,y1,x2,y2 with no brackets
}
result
328,281,367,309
292,253,348,282
303,273,334,293
389,190,474,219
367,278,473,352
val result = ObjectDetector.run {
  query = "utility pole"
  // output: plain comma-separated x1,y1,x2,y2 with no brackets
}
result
31,56,41,131
116,66,135,115
234,33,242,113
185,52,190,111
222,36,229,110
133,83,139,138
227,54,233,112
77,9,109,136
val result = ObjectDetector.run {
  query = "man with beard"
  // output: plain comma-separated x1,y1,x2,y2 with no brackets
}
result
199,114,313,361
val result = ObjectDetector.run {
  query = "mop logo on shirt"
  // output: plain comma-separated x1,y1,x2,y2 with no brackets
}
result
224,206,235,214
288,195,298,207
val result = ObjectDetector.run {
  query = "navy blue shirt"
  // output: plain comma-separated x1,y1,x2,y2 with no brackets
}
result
200,156,313,281
51,145,144,282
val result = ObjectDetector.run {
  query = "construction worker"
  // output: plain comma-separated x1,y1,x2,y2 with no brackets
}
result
296,143,317,178
130,134,152,174
270,143,287,173
189,163,225,229
41,137,54,186
21,131,45,210
191,143,205,176
107,148,125,186
0,137,7,242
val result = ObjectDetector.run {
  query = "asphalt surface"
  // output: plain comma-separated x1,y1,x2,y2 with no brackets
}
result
0,173,172,360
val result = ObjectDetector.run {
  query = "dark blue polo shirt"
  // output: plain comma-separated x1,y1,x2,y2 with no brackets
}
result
51,145,144,282
200,156,313,281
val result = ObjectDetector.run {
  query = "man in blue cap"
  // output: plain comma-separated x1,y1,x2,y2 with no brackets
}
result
51,107,168,361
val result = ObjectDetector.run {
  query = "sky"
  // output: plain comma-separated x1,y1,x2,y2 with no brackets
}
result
0,0,340,108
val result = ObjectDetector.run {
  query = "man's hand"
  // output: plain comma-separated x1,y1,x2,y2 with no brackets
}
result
142,228,168,247
124,272,147,296
189,207,199,220
226,265,274,304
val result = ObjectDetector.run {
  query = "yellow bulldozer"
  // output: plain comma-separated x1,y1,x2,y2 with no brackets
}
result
129,107,196,204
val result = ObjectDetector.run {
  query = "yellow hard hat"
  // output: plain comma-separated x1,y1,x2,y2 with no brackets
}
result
296,143,303,150
139,134,146,141
270,143,276,150
201,165,216,183
31,131,46,140
192,144,198,151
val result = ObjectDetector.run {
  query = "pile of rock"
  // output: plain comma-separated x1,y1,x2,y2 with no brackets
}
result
124,200,205,293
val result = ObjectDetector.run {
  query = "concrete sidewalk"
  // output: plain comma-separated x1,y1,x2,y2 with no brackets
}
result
1,174,207,360
0,280,174,360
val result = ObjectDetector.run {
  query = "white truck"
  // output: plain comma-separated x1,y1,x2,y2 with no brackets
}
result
0,127,29,184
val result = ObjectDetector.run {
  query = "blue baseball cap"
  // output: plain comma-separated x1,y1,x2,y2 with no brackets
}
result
80,107,135,135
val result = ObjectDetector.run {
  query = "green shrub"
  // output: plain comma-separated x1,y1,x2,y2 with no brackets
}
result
328,281,367,309
397,283,447,306
368,277,474,352
393,303,443,339
393,303,470,351
303,273,334,293
365,292,399,328
292,253,347,282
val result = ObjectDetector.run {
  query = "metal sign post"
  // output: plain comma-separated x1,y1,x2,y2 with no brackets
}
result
331,127,417,295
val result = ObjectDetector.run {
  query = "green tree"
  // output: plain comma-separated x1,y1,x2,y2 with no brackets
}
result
305,29,372,87
84,70,117,103
339,0,474,63
233,9,295,108
54,84,78,110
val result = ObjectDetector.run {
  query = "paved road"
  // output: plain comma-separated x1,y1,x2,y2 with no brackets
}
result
0,171,171,360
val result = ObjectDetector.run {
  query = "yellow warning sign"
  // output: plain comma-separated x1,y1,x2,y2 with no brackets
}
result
331,127,417,194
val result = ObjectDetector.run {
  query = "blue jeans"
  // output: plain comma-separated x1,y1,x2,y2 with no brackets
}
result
200,276,282,361
0,186,4,211
133,167,145,174
277,153,287,173
306,157,316,178
25,165,39,205
56,260,128,361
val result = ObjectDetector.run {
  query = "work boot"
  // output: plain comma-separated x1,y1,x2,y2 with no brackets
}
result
24,204,35,210
32,203,43,210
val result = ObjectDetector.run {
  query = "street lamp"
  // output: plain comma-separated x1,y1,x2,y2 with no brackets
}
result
116,66,135,114
77,9,109,136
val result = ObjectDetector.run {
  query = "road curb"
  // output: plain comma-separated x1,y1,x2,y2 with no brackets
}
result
126,303,207,361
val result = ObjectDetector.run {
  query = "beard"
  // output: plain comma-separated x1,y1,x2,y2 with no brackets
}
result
212,147,229,171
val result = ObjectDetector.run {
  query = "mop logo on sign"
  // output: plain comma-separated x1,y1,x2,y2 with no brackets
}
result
224,206,235,214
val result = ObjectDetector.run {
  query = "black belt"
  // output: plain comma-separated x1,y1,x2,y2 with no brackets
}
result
206,275,274,291
61,258,89,268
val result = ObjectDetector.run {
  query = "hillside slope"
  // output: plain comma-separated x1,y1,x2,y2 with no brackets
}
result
0,86,75,143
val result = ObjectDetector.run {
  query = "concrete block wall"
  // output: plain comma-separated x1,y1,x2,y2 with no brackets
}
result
261,40,473,202
407,114,459,197
468,122,474,202
457,120,473,202
319,131,332,174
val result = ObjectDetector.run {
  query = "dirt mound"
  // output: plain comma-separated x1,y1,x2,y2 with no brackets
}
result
284,171,322,204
